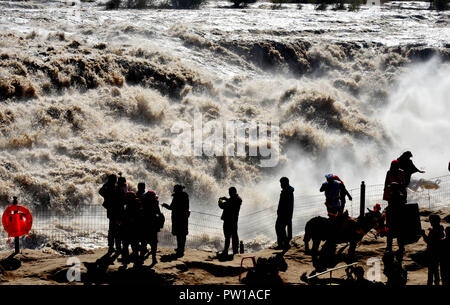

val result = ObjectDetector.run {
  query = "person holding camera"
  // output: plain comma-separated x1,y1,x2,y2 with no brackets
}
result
218,187,242,257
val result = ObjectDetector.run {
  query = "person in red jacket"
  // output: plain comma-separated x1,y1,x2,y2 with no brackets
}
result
383,160,407,204
332,175,353,213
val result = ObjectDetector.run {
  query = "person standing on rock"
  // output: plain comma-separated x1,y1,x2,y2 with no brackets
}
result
99,174,121,254
116,174,129,254
162,185,190,257
137,182,163,266
440,226,450,286
320,174,342,217
422,214,444,286
332,174,352,213
397,151,425,188
121,191,141,268
218,187,242,258
275,177,294,250
383,160,407,261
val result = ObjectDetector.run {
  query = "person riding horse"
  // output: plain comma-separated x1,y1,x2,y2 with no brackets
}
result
304,205,386,269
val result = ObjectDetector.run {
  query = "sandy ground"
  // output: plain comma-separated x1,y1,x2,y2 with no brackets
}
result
0,207,448,285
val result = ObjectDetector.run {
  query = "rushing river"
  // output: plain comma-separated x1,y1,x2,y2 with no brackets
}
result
0,0,449,250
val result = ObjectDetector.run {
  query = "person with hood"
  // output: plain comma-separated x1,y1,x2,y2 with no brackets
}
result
397,151,425,187
99,174,121,254
332,175,352,213
137,182,163,266
320,174,342,217
162,185,190,257
275,177,294,250
218,187,242,257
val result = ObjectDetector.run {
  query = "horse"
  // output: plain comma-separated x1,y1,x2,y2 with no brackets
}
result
304,208,386,263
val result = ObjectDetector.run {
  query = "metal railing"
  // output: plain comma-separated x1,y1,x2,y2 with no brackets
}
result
1,175,449,252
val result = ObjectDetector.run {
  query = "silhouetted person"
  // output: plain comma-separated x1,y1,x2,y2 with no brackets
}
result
275,177,294,250
384,160,407,260
136,182,147,234
117,175,129,195
383,251,407,286
99,174,121,254
121,191,141,267
397,151,425,187
218,187,242,257
136,182,146,198
383,160,407,203
320,174,342,217
11,196,20,254
422,214,444,285
332,175,352,213
137,182,162,265
441,226,450,286
136,182,147,262
115,175,128,260
162,185,190,257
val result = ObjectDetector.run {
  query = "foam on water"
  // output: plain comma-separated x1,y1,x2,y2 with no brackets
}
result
0,0,449,250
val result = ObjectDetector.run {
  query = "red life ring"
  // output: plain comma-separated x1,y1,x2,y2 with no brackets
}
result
2,205,33,239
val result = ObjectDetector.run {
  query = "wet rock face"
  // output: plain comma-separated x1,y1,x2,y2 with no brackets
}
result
219,40,312,75
407,47,439,62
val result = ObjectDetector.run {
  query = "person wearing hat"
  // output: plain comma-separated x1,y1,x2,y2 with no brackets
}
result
397,151,425,188
137,182,162,266
162,185,190,257
320,173,342,217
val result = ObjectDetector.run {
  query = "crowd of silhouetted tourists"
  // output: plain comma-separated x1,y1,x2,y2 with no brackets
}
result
99,175,190,266
99,151,450,285
381,151,449,286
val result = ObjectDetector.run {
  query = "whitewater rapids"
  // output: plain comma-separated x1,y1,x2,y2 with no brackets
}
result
0,1,449,250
